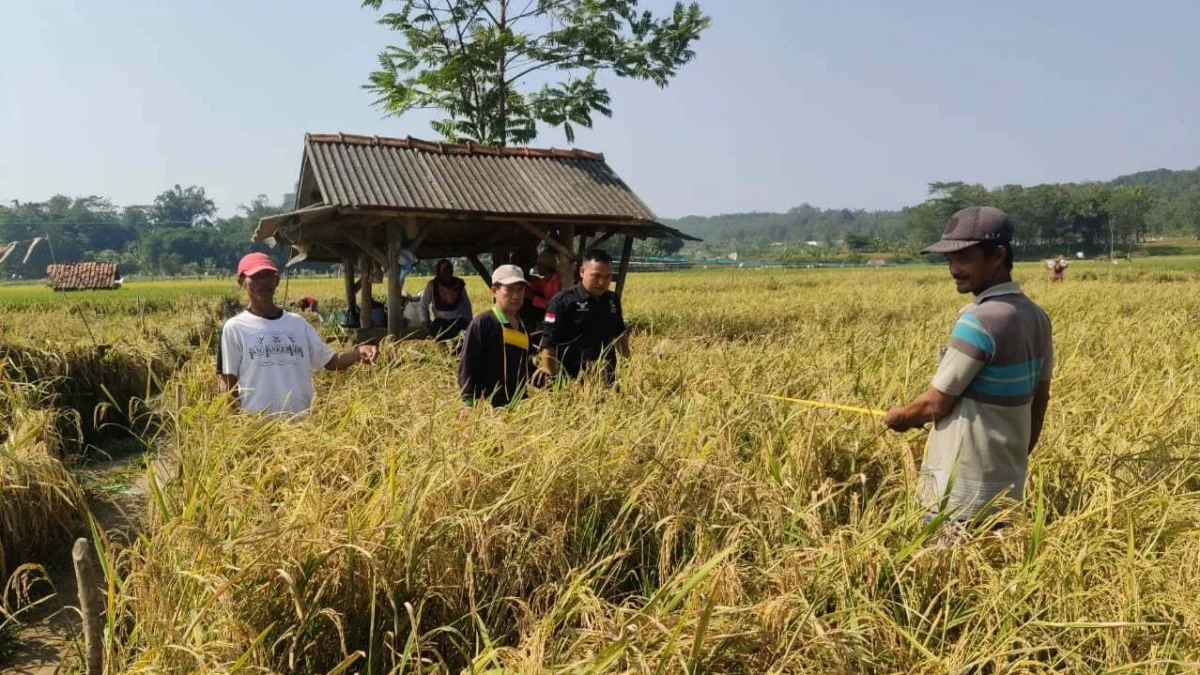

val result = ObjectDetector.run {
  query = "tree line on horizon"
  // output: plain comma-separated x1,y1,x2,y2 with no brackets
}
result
0,186,685,279
0,187,285,279
3,164,1198,279
668,166,1200,259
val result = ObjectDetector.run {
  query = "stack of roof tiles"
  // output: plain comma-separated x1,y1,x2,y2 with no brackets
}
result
46,262,120,291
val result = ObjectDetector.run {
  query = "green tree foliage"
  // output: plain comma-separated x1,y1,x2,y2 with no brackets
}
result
361,0,711,145
844,234,872,252
151,184,217,228
1105,185,1154,256
1109,166,1200,236
0,190,284,278
634,236,684,258
0,196,135,278
134,192,284,275
902,181,1159,256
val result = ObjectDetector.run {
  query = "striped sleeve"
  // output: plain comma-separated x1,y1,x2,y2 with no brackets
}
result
931,314,994,397
948,313,995,362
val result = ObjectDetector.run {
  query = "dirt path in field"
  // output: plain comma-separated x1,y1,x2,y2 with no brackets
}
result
5,448,175,675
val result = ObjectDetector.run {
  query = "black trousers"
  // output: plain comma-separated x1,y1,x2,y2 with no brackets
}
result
429,317,469,341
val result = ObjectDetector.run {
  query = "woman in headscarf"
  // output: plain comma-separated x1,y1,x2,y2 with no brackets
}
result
418,259,472,340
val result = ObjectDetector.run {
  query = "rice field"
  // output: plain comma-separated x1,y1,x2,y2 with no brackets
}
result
4,260,1200,673
0,292,226,650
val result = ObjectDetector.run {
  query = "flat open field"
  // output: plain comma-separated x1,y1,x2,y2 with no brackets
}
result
3,260,1200,673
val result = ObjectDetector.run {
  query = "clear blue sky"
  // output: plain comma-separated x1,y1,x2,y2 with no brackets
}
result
3,0,1198,218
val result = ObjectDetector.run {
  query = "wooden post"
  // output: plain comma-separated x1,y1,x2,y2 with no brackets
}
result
408,216,434,252
466,254,493,287
615,234,634,298
588,230,618,251
359,253,373,330
575,231,588,263
386,223,403,338
557,224,576,286
72,538,103,675
343,258,356,312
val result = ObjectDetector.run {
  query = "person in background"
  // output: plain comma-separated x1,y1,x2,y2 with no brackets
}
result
534,249,629,385
344,280,387,328
295,296,319,313
419,259,472,341
522,249,561,329
219,253,376,417
1051,257,1069,282
458,265,532,407
883,206,1054,527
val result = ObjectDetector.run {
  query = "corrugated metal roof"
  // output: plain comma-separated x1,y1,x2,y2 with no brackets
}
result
302,133,658,221
46,263,120,291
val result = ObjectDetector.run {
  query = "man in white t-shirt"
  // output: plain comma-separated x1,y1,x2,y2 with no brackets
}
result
218,253,377,416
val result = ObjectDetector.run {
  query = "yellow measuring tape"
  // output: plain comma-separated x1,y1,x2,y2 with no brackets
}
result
745,391,886,417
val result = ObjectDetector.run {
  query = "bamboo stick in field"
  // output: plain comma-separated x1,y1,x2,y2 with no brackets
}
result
72,538,104,675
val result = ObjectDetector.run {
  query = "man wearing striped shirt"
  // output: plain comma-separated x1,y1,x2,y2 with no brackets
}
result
884,206,1054,523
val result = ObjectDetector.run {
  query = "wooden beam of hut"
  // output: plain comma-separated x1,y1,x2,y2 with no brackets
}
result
359,253,373,331
343,258,356,315
386,223,403,338
485,228,510,247
575,231,588,261
556,224,576,286
345,231,390,268
615,234,634,298
513,220,577,265
408,217,435,250
312,240,353,260
587,231,618,251
466,255,493,287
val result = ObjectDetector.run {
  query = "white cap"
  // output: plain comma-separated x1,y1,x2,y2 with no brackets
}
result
491,264,528,286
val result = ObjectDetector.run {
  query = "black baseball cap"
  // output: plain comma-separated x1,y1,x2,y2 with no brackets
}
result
922,206,1014,254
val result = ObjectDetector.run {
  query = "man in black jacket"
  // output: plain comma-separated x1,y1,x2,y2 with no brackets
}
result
535,249,630,385
458,265,533,407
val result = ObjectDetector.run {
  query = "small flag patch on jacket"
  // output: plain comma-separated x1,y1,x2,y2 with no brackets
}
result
544,313,556,323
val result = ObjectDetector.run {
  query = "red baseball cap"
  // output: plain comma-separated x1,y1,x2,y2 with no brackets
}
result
237,252,278,277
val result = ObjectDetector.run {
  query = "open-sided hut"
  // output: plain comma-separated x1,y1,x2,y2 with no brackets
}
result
46,262,122,291
255,133,695,338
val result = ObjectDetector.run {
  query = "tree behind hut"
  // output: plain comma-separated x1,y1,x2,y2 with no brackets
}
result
360,0,711,146
151,184,216,229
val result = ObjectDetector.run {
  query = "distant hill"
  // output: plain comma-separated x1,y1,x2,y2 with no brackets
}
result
665,165,1200,249
1108,165,1200,189
662,204,906,249
1107,166,1200,234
